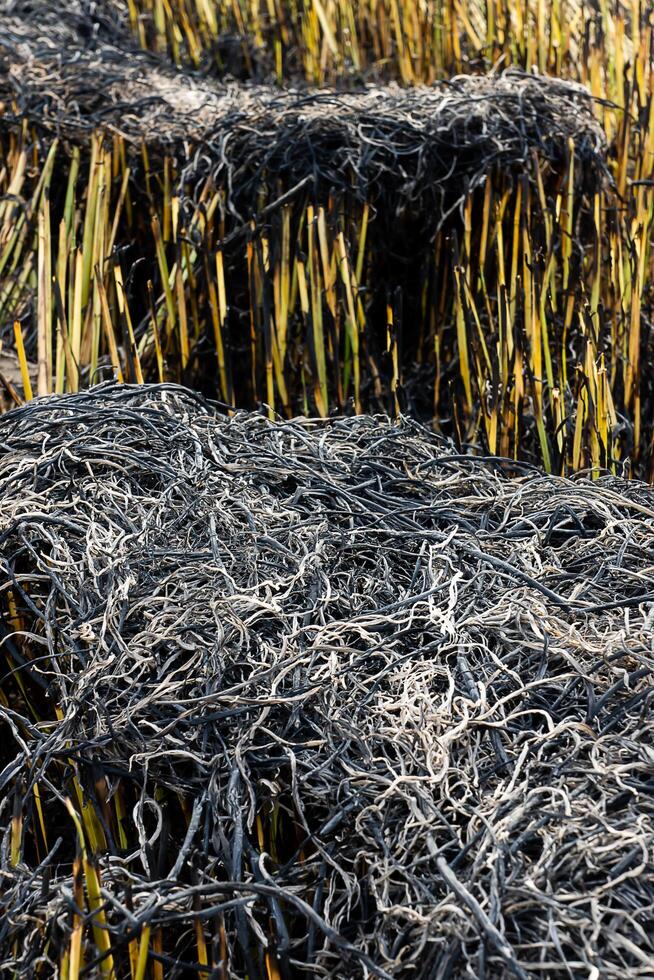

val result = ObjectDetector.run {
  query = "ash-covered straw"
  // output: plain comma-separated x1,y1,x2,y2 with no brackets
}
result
1,0,607,220
1,384,652,977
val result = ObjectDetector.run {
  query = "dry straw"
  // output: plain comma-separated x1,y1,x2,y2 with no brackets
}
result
1,383,653,978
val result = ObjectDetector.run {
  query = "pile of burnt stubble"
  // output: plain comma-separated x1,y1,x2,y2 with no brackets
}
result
1,384,652,978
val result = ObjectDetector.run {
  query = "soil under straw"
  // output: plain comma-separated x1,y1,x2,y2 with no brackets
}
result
1,384,653,978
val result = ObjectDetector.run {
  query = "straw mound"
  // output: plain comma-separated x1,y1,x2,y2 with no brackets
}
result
1,385,653,978
1,0,607,214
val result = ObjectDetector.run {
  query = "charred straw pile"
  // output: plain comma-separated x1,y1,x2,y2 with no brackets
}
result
3,1,654,476
1,384,654,978
2,6,604,203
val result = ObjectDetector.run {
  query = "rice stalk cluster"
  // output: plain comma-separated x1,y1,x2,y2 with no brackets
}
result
0,0,653,478
1,383,653,979
129,0,649,88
